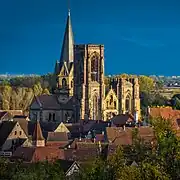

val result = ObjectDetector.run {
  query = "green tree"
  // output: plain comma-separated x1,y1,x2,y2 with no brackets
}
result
171,96,180,110
151,117,180,179
139,75,154,93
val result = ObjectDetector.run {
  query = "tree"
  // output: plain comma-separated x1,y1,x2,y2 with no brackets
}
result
151,117,180,179
171,96,180,110
1,85,12,109
139,75,154,93
33,82,43,96
42,88,50,95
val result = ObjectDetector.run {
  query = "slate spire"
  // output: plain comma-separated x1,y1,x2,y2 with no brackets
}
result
60,7,74,63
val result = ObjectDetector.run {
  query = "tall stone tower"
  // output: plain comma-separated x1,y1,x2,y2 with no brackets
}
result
54,10,74,96
74,44,105,120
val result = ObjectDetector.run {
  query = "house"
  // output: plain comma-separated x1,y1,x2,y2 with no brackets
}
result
58,159,80,177
11,121,65,162
110,113,135,127
0,121,28,151
106,126,155,146
45,132,70,148
148,107,180,136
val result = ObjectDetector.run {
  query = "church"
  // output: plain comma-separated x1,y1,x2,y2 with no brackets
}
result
30,9,141,123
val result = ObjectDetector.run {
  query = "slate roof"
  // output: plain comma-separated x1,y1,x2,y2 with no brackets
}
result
40,122,62,132
30,94,76,111
111,114,134,127
0,111,8,120
0,121,17,146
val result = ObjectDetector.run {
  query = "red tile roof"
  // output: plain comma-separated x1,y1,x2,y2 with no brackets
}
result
12,146,65,162
149,107,180,130
106,126,155,146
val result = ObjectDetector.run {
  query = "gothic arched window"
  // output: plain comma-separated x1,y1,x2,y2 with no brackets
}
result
110,95,113,105
62,78,67,88
91,55,98,81
125,95,131,112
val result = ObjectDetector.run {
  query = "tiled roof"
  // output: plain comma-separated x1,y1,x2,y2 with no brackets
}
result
46,132,68,141
106,126,155,146
46,141,70,148
149,107,180,130
12,146,65,162
95,134,105,142
106,127,132,146
64,148,99,163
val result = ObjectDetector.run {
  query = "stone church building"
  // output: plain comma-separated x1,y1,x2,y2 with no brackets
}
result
30,10,141,122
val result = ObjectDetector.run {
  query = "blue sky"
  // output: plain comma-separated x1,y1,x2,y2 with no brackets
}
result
0,0,180,76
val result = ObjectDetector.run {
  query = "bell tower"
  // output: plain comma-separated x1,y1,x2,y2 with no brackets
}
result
54,6,74,97
74,44,105,120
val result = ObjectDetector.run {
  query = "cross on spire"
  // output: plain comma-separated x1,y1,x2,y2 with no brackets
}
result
68,0,70,16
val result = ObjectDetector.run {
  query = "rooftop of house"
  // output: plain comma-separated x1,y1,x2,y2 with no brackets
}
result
0,121,18,147
12,146,65,162
149,107,180,130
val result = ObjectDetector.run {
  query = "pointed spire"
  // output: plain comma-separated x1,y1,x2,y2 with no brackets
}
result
60,6,74,64
32,120,45,147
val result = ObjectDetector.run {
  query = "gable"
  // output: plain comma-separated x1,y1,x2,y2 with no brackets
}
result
105,88,118,101
66,162,80,176
8,122,28,140
55,122,70,133
59,62,69,76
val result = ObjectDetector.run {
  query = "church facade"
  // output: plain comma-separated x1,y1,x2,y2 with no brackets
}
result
30,10,141,122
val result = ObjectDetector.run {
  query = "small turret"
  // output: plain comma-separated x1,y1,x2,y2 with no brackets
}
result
32,120,45,147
